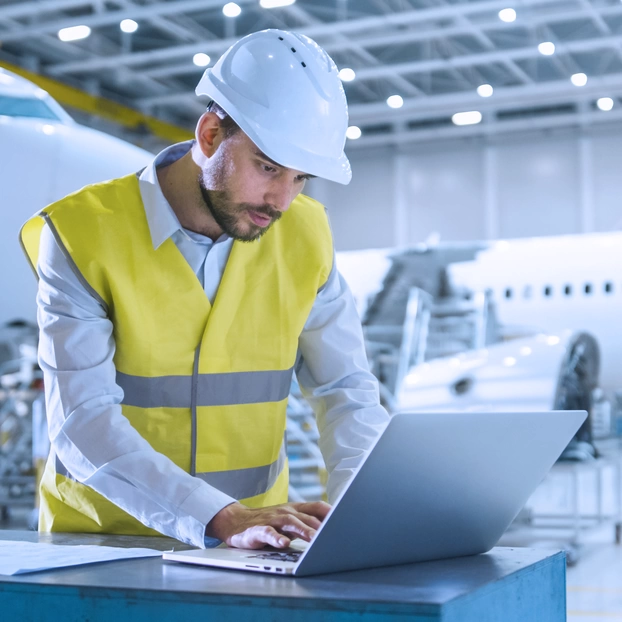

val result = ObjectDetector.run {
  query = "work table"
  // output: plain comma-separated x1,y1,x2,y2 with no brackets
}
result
0,530,565,621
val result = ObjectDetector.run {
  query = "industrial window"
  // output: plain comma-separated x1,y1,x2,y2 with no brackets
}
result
564,285,572,296
0,95,61,121
604,282,614,294
544,285,553,297
504,288,513,299
584,283,593,295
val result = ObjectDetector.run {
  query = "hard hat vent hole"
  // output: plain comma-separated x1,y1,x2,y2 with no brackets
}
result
291,47,296,53
301,62,306,68
278,36,284,40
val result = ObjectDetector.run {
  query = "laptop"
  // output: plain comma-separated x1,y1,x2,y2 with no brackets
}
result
163,410,586,576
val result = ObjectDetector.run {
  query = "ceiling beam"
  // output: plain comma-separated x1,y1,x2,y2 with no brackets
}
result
110,3,622,85
0,0,257,40
138,32,622,108
346,107,622,148
23,0,575,74
349,73,622,125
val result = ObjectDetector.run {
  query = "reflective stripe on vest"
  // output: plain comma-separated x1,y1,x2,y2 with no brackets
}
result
116,368,294,408
54,438,287,501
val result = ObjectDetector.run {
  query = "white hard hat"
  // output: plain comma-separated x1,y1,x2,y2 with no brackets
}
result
195,29,352,185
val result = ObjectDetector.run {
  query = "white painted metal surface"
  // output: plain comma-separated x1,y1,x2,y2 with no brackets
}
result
0,69,153,325
450,233,622,393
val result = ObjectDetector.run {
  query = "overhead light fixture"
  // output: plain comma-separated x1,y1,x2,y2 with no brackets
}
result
222,2,242,17
386,95,404,109
346,126,362,140
338,68,356,82
570,72,587,87
58,25,91,42
260,0,296,7
538,41,555,56
193,53,211,67
597,97,614,111
452,111,482,126
498,8,516,22
120,19,138,33
503,357,517,367
477,84,493,97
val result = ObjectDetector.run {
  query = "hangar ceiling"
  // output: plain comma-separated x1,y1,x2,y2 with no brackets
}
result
2,0,622,148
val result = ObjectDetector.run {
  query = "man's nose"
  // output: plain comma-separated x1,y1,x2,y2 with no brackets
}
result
265,180,295,213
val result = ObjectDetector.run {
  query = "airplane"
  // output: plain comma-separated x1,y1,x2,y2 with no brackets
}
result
336,232,621,454
0,67,153,328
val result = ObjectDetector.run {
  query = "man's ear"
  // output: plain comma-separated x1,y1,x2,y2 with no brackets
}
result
196,111,224,157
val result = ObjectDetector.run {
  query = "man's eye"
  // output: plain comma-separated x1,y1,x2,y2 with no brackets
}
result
262,164,276,172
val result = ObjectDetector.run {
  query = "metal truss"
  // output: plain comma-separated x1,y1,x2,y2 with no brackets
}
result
2,0,622,146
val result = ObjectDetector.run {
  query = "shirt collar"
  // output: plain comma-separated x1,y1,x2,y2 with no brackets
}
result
138,140,197,250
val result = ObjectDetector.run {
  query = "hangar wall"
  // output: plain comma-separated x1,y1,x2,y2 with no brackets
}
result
309,125,622,251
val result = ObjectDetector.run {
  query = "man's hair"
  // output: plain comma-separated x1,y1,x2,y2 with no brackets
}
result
207,100,240,139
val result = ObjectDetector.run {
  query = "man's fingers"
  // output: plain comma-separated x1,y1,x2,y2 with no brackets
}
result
274,514,319,541
229,526,290,550
289,511,322,531
291,501,331,521
215,501,332,550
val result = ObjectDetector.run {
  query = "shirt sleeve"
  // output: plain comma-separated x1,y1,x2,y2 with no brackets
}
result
296,260,391,504
36,224,236,548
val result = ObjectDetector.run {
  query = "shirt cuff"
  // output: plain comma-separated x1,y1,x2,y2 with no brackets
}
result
177,481,237,548
203,535,222,548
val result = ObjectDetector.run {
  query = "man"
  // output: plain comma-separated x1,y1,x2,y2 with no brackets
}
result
21,29,389,550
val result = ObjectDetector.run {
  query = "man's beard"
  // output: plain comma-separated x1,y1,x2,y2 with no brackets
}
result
198,176,282,242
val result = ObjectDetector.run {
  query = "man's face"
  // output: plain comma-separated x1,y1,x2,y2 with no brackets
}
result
198,130,314,242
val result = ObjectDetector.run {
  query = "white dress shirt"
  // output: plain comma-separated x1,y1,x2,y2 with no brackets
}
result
36,141,390,548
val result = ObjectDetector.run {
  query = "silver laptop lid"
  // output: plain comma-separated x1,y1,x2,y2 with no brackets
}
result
295,410,586,576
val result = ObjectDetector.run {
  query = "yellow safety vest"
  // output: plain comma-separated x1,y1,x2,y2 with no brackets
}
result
20,173,333,536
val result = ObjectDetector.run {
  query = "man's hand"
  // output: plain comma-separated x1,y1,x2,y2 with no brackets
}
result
205,501,331,549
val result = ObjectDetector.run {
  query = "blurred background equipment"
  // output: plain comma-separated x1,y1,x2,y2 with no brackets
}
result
0,321,41,524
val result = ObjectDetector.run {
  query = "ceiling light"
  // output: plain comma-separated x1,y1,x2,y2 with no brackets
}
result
597,97,614,111
193,53,211,67
338,68,356,82
571,73,587,87
452,111,482,126
477,84,493,97
386,95,404,109
120,19,138,33
346,126,362,140
58,25,91,42
498,8,516,22
538,42,555,56
260,0,296,7
222,3,242,17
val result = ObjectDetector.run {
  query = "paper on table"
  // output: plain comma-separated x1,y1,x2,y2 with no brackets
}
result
0,540,163,575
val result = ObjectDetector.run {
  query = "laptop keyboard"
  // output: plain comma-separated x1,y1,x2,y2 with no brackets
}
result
246,551,302,563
